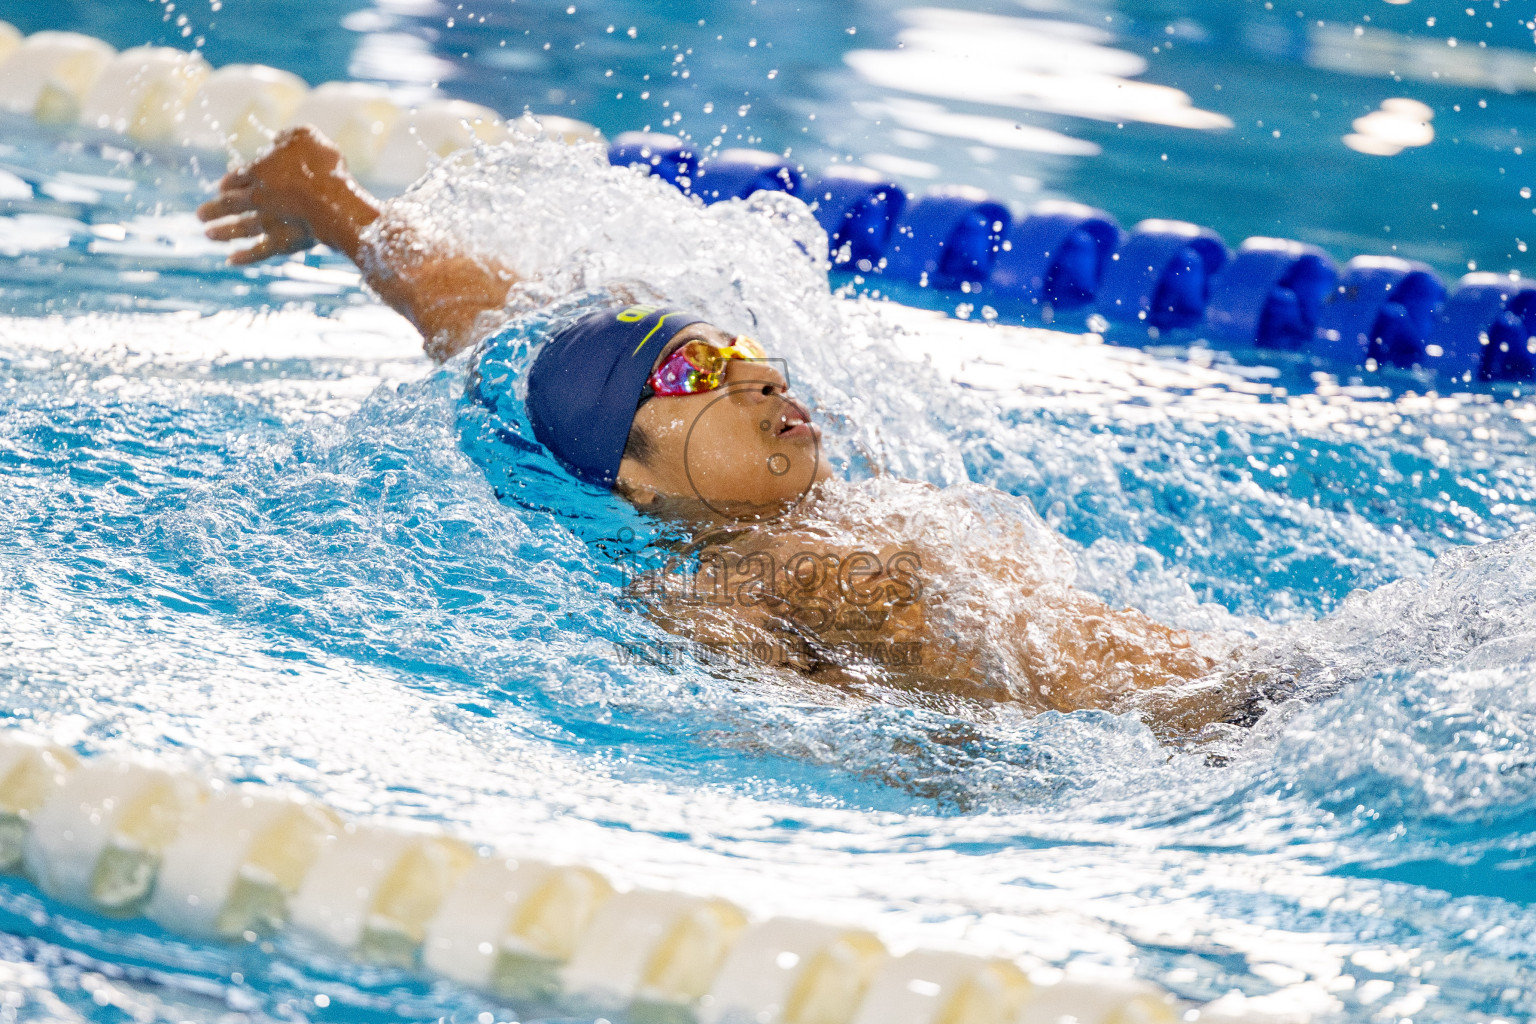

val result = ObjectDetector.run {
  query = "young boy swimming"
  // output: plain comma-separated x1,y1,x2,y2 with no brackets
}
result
197,126,1256,740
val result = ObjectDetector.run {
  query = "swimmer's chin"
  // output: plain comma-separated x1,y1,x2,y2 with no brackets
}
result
621,479,830,525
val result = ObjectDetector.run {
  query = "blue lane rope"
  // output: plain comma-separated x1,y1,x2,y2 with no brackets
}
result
610,131,1531,384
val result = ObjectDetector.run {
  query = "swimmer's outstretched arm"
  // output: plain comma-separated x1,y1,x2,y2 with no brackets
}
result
196,126,516,361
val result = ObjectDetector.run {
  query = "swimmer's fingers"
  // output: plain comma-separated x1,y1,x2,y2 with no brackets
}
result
227,236,287,266
197,187,257,223
203,212,262,242
227,220,316,265
218,166,253,192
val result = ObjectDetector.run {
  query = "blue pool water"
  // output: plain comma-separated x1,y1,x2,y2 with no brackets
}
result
7,0,1536,287
2,1,1536,1022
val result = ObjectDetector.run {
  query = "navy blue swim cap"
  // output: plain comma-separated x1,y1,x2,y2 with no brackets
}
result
525,304,707,488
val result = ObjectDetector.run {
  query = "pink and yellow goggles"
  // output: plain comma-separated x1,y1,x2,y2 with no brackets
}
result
644,335,768,398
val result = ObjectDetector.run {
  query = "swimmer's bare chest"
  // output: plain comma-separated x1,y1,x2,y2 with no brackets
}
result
619,465,1265,737
636,522,1214,713
692,530,950,685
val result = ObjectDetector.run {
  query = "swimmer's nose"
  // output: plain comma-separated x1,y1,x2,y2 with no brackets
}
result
726,357,789,397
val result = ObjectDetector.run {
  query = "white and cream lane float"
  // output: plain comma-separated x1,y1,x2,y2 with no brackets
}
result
0,729,1303,1023
0,21,599,187
0,19,1304,1023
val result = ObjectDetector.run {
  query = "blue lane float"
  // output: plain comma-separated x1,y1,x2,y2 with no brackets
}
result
880,185,1010,291
608,131,697,188
1424,273,1536,381
0,23,1522,387
1313,255,1446,369
1097,220,1229,331
691,147,803,204
599,131,1536,383
806,166,906,269
1205,237,1338,349
986,200,1120,314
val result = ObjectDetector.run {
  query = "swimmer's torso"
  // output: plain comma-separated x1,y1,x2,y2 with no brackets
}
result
634,477,1215,713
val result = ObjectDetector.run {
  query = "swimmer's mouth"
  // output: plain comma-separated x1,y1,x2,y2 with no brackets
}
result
777,397,817,439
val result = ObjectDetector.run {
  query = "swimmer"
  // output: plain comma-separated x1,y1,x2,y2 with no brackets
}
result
198,126,1269,741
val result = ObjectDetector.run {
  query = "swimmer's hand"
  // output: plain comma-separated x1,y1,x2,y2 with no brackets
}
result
197,126,380,265
196,124,518,361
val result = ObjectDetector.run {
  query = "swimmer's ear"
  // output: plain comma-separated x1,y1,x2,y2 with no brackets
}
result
613,469,659,506
623,485,659,506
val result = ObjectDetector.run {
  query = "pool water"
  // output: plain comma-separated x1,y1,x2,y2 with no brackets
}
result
5,0,1535,287
2,1,1536,1022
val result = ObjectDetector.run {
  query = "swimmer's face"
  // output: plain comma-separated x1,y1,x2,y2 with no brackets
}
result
616,322,829,516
